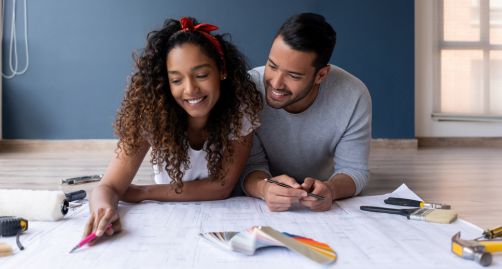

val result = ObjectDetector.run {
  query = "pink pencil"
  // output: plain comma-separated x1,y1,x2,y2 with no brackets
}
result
69,223,112,253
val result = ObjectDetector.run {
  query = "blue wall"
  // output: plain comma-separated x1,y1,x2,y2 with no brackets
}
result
2,0,414,139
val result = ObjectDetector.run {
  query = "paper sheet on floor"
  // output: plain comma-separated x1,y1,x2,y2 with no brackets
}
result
0,184,499,269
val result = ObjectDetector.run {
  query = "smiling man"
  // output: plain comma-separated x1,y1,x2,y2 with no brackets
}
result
242,13,372,212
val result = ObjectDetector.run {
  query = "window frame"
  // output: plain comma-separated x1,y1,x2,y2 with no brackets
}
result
415,0,502,137
435,0,502,118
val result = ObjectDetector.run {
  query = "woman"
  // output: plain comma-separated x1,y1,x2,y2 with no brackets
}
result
84,17,262,239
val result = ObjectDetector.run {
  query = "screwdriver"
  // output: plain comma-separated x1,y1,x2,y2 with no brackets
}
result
476,226,502,240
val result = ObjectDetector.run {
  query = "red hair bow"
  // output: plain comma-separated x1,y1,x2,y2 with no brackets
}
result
179,17,225,68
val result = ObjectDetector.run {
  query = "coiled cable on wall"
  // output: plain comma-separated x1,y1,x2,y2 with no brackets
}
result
2,0,29,79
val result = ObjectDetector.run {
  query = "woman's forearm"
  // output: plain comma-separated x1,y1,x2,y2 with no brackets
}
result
90,184,121,210
139,179,234,202
127,134,253,202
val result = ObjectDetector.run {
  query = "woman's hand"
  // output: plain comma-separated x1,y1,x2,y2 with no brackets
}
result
83,205,121,245
121,184,148,203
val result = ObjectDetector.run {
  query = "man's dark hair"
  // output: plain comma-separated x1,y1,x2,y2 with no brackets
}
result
276,13,336,70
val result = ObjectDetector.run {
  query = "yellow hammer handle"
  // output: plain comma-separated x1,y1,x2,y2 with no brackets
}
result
479,241,502,253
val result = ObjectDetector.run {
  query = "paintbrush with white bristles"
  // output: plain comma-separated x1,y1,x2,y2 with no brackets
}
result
360,206,457,224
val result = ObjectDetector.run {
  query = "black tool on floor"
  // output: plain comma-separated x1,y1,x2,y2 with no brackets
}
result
0,216,28,250
61,174,103,185
384,197,451,209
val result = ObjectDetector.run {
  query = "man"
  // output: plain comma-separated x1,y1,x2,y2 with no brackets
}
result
242,13,372,212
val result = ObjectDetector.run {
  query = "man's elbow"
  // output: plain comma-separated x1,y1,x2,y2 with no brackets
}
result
354,171,369,196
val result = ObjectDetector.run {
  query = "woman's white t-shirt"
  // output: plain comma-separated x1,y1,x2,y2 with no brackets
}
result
153,113,258,184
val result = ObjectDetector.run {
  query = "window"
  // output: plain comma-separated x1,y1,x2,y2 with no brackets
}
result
436,0,502,118
415,0,502,137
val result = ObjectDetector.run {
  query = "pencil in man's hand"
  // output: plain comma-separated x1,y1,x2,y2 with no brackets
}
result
265,178,325,200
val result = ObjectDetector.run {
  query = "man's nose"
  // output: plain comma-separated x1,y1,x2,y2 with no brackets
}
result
269,73,285,90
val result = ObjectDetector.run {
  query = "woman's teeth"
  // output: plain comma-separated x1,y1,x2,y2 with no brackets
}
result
186,97,204,104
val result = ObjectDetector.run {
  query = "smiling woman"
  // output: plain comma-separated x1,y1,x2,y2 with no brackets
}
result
82,16,262,242
167,43,223,125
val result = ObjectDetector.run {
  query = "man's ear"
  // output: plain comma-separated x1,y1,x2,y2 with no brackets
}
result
314,65,331,84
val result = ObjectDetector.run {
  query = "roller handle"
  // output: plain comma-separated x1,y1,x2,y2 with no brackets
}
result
65,190,86,202
384,197,421,207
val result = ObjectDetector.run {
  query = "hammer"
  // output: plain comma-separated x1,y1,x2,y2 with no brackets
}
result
451,232,502,266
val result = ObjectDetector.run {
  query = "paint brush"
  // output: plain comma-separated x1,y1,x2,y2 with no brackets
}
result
384,197,451,209
360,206,457,224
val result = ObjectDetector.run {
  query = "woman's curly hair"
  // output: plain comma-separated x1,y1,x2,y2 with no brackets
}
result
114,17,262,192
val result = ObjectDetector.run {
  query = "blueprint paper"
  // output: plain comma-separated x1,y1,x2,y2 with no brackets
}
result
0,184,499,269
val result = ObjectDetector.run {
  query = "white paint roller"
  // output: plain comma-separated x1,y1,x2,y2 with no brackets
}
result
0,189,69,221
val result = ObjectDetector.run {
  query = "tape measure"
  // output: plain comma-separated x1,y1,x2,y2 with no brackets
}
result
0,216,28,250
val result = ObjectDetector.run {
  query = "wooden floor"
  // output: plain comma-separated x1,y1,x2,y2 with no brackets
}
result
1,143,501,229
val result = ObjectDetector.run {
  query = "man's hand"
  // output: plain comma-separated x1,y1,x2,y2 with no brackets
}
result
262,175,308,212
299,177,334,211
